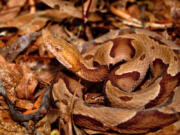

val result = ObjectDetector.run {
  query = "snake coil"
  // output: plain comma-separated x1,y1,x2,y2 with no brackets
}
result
43,28,180,134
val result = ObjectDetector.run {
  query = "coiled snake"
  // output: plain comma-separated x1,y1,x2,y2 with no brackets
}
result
42,28,180,134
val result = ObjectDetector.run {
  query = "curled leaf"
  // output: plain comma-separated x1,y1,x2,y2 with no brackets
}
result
0,32,41,62
15,65,38,99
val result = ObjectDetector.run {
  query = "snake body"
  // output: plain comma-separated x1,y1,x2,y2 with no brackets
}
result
42,28,180,134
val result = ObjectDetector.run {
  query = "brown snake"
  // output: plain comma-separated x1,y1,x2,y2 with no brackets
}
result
42,28,180,134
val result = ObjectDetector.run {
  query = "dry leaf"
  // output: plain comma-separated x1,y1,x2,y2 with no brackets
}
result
18,17,47,35
0,13,35,28
0,7,20,23
7,0,26,7
0,109,26,135
171,2,180,26
0,55,22,98
0,0,26,23
40,1,102,22
0,32,40,62
15,65,37,99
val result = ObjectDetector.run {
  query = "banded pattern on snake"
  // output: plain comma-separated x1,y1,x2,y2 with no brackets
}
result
42,28,180,134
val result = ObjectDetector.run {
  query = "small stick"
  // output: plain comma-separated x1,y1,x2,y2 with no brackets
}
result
110,2,141,25
81,0,92,31
29,0,36,14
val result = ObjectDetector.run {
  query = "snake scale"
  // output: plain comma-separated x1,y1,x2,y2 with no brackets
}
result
42,28,180,134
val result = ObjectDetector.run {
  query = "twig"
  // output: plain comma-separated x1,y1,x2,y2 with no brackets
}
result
67,79,81,135
29,0,36,14
81,0,92,31
145,22,172,29
85,0,92,22
110,2,141,25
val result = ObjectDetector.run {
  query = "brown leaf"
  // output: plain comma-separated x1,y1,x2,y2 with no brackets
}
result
0,10,67,29
5,34,19,47
0,32,40,62
40,1,102,22
16,54,59,84
36,36,55,58
127,4,141,19
0,13,35,28
35,68,58,84
0,55,22,99
0,0,26,23
0,109,26,135
171,2,180,26
42,1,82,17
38,9,69,22
18,17,48,35
83,0,98,13
15,99,33,110
53,72,85,135
7,0,26,7
0,40,5,48
0,7,20,23
40,0,61,8
15,65,38,99
35,108,59,135
0,55,37,101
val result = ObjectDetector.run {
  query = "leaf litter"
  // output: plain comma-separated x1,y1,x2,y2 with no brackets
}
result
0,0,179,135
